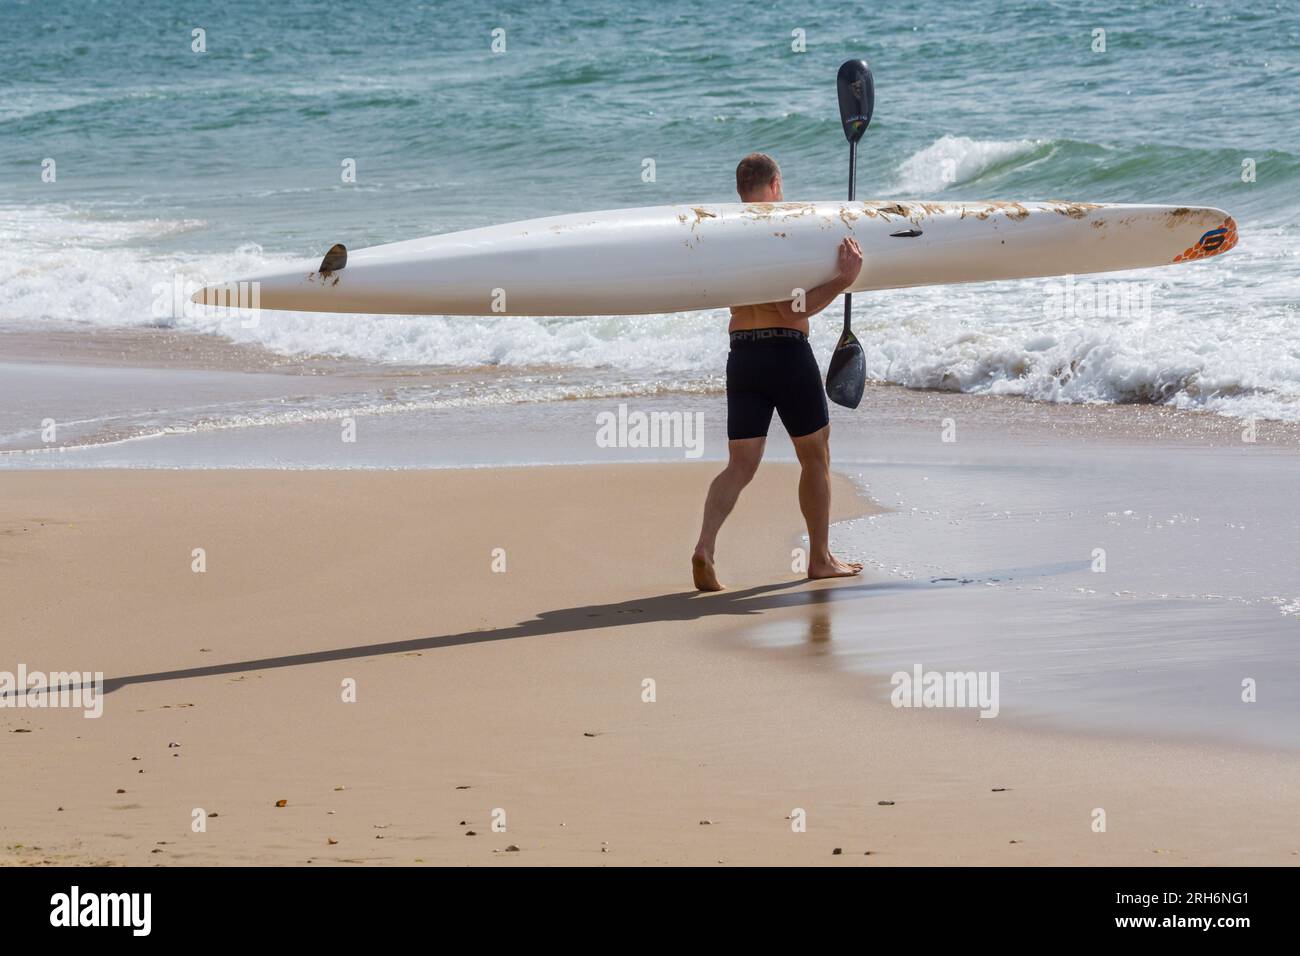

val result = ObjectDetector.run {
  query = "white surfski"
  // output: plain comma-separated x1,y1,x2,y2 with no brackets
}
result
194,200,1238,316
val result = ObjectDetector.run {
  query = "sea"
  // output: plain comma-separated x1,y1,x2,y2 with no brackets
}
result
2,0,1299,435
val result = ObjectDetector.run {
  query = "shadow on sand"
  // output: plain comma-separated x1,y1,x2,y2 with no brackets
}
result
51,559,1087,696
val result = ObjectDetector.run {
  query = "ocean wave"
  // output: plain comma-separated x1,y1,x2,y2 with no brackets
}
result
848,233,1300,421
893,135,1049,193
858,322,1300,421
1,205,208,248
0,206,252,329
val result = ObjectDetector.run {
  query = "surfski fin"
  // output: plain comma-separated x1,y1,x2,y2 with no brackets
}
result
319,243,348,276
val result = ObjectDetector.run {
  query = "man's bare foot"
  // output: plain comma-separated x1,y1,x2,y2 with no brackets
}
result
808,554,864,580
692,549,724,591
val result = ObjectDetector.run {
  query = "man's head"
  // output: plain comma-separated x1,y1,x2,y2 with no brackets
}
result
735,152,783,202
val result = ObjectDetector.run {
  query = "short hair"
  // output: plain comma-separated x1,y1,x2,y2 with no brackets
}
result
735,153,780,197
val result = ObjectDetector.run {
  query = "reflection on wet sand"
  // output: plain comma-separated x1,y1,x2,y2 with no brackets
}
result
805,589,834,651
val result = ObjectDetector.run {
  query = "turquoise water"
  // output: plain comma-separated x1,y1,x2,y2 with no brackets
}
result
3,0,1300,418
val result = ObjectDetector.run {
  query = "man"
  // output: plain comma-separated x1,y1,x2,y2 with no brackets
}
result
691,152,865,591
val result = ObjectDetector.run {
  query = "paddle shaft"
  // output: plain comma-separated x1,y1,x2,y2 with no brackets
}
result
843,139,857,333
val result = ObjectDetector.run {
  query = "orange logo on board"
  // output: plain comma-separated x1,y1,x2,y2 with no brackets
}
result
1173,217,1238,263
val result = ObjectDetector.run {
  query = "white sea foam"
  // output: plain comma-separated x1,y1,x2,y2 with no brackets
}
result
893,135,1045,193
0,205,216,332
842,225,1300,422
0,91,102,124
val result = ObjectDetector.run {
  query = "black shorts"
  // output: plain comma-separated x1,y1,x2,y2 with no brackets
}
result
726,328,830,440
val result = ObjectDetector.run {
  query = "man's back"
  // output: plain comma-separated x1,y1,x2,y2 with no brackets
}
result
728,300,804,334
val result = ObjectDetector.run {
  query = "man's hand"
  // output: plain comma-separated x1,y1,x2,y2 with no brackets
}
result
772,237,866,323
836,237,863,287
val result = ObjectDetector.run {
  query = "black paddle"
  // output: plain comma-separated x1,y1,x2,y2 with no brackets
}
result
825,59,875,410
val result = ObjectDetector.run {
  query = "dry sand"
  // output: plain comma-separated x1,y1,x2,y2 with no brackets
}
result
1,464,1296,865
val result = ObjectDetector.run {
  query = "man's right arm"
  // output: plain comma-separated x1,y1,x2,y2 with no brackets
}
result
771,237,864,322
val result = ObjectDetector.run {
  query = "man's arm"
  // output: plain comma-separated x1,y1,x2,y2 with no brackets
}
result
770,237,864,322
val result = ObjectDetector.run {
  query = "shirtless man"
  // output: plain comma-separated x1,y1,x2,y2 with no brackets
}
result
692,152,865,591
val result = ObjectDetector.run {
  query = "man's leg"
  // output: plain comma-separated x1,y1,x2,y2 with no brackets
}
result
790,425,863,580
692,437,766,591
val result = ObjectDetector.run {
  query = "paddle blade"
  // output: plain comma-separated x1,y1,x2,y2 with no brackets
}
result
836,60,874,143
825,328,867,409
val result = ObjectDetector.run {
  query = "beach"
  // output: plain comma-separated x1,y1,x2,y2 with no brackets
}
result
3,463,1297,866
3,333,1298,865
4,0,1298,873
